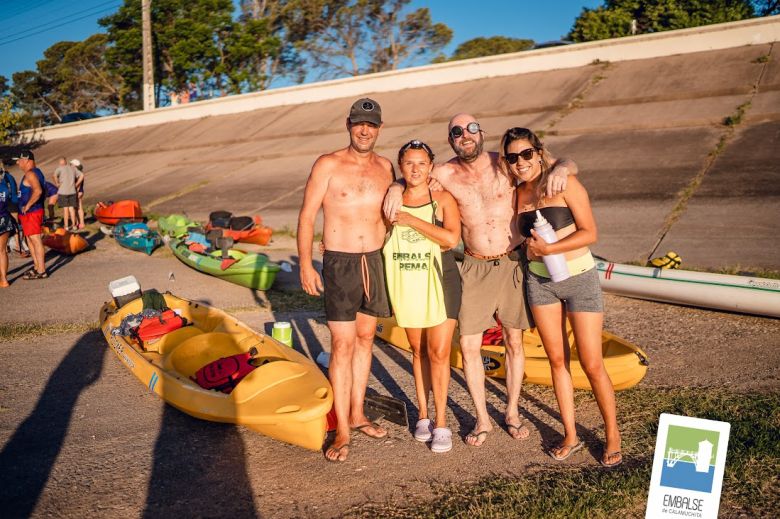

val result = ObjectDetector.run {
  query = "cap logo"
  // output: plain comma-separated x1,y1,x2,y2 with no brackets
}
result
361,101,375,111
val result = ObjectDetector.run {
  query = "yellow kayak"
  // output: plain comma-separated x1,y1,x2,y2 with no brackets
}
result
99,293,332,450
376,317,648,391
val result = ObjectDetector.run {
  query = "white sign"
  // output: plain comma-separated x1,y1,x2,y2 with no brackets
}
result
646,413,731,519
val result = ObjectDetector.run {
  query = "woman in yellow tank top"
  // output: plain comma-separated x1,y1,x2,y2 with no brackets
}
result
383,140,461,453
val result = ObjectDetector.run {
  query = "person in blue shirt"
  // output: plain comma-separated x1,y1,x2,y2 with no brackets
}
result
15,150,48,279
0,165,18,286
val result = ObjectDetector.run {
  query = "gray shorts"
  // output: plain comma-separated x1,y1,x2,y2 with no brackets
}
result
57,194,78,208
458,253,533,335
526,266,603,313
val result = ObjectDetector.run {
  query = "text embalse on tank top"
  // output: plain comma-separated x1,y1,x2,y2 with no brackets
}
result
392,251,432,270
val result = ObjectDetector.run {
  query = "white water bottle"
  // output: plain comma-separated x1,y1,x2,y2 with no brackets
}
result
533,210,570,282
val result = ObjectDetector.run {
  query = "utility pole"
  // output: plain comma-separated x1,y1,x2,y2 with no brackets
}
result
142,0,155,110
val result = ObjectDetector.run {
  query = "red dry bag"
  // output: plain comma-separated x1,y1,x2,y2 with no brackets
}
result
135,309,187,343
192,347,258,394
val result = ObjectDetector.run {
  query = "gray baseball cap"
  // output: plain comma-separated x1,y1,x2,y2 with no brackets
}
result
348,98,382,125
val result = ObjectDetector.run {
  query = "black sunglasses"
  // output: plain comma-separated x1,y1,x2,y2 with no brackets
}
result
449,122,481,139
505,147,536,164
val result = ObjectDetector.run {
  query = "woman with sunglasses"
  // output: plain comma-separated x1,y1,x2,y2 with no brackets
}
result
383,140,461,453
500,127,621,468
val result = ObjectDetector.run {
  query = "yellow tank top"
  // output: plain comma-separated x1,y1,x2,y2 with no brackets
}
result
382,200,447,328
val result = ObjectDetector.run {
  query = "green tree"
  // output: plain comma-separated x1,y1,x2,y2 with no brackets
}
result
752,0,780,15
0,92,22,144
367,3,452,72
238,0,335,86
100,0,282,107
304,0,452,78
9,36,120,124
444,36,535,62
569,0,755,42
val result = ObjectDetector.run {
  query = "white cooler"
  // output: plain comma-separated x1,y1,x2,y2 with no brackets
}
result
109,275,142,308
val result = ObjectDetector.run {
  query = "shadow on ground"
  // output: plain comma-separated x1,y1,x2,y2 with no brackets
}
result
0,329,106,517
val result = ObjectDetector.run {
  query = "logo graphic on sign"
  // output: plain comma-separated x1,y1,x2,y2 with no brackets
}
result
660,425,719,493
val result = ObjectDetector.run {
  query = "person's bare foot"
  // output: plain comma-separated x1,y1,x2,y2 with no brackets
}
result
0,280,9,288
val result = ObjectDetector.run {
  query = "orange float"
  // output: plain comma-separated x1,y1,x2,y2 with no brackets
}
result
93,200,143,225
42,227,88,255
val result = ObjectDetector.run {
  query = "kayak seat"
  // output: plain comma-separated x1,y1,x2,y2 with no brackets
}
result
229,216,254,231
209,211,232,228
206,229,223,250
166,332,244,377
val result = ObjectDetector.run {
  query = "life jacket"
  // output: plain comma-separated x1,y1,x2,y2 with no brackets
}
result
482,317,503,346
192,347,259,394
134,309,187,343
1,171,19,211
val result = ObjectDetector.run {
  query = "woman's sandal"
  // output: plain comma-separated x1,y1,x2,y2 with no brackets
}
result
506,422,530,440
550,440,585,461
23,270,48,280
600,451,623,468
465,430,489,447
325,444,350,462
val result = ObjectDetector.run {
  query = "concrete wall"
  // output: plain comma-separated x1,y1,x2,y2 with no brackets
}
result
23,15,780,142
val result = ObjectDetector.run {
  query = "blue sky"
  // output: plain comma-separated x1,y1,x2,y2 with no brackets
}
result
0,0,602,85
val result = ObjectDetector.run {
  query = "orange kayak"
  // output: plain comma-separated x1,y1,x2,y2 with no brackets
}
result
42,227,88,255
94,200,143,225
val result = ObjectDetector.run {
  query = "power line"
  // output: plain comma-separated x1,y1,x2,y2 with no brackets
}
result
0,5,120,49
3,1,121,42
1,0,60,21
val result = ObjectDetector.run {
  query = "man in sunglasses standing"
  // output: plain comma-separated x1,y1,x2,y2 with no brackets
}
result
298,98,395,462
384,113,577,447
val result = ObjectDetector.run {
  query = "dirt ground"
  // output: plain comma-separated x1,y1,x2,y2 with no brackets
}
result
0,233,778,518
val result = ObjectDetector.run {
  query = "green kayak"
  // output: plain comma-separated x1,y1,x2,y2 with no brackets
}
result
169,237,281,290
157,214,199,238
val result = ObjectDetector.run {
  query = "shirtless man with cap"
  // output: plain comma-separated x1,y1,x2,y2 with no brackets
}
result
298,98,395,462
384,113,577,446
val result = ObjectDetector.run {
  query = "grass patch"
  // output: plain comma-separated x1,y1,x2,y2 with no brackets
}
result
346,388,779,518
752,55,769,64
0,321,99,342
724,101,751,127
264,288,324,313
273,225,296,238
272,225,323,242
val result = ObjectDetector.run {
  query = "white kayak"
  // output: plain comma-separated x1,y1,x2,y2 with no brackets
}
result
596,260,780,318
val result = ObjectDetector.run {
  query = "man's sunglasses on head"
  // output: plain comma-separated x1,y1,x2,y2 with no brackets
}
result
505,148,537,164
449,122,481,139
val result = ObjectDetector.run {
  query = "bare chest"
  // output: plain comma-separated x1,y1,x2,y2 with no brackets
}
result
324,170,391,210
445,174,514,215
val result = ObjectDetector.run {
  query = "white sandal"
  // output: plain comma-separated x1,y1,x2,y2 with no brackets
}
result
414,418,433,442
431,427,452,453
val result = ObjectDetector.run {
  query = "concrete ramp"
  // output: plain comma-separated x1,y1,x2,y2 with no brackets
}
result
16,18,780,270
